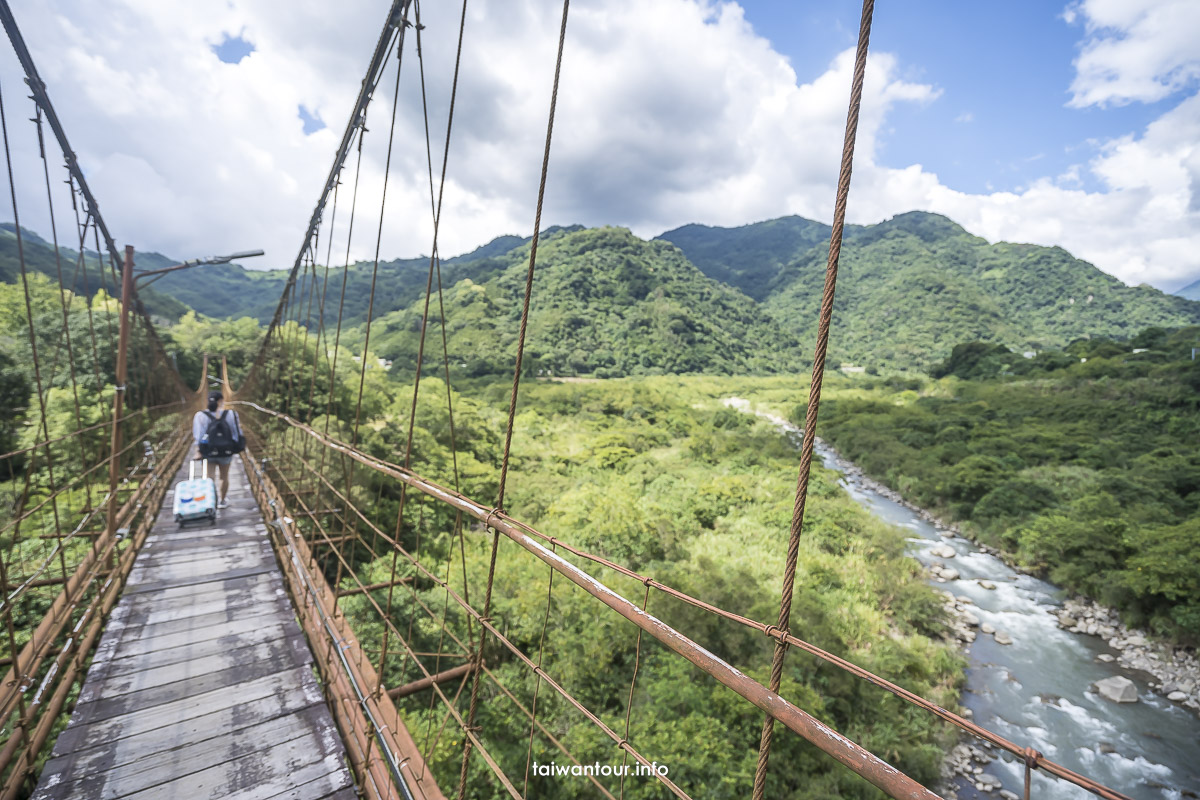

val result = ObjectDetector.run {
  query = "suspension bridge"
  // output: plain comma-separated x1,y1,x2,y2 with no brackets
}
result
0,1,1150,798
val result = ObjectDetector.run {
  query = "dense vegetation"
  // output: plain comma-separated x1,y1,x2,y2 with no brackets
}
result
365,227,807,378
0,225,188,321
246,345,964,797
661,211,1200,370
816,326,1200,641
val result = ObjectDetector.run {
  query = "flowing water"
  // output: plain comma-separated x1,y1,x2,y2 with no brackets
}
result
724,399,1200,800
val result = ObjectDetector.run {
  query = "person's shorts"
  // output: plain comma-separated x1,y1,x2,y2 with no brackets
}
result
209,456,234,466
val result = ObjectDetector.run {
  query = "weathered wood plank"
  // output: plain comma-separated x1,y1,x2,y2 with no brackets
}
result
33,457,355,800
120,563,279,595
49,670,325,759
264,767,358,800
104,573,284,626
118,741,349,800
125,545,274,584
95,594,293,657
94,623,294,677
78,631,313,706
36,704,337,800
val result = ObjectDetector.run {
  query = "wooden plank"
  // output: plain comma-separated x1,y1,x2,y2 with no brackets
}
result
126,544,274,581
70,632,314,726
118,739,349,800
265,768,358,800
94,596,294,659
315,787,360,800
35,704,336,800
103,573,284,626
48,670,325,759
94,623,294,677
135,535,272,559
79,631,313,705
33,456,356,800
120,563,278,595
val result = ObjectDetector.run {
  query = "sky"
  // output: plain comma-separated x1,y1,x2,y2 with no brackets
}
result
0,0,1197,292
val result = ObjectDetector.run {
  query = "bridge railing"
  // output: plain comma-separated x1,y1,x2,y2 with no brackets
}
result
0,410,190,799
0,4,198,787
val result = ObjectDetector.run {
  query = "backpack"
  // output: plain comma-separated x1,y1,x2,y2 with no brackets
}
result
200,410,244,457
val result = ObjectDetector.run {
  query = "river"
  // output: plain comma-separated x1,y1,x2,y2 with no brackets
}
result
724,398,1200,800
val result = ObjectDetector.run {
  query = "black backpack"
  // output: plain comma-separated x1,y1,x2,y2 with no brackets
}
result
200,410,244,457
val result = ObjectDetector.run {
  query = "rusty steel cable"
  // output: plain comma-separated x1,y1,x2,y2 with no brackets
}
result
752,1,874,796
376,0,470,713
243,415,693,799
458,3,571,796
242,0,411,392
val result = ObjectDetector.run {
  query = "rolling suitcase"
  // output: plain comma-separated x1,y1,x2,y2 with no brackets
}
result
173,459,217,525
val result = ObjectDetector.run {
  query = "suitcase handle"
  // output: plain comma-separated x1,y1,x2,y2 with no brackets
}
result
189,458,210,480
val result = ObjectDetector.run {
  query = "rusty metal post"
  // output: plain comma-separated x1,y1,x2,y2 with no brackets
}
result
104,246,133,554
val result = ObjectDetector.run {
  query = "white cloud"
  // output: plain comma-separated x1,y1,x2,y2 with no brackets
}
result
1066,0,1200,107
0,0,1196,295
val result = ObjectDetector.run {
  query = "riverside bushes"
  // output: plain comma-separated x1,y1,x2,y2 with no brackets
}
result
817,329,1200,642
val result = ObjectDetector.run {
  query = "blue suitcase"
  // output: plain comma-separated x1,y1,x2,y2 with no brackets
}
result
173,459,217,525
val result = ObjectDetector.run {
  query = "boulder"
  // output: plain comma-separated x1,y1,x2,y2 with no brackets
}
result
977,773,1002,791
978,580,996,590
1095,676,1138,704
930,545,956,559
981,623,996,635
1057,612,1078,628
940,567,961,581
962,611,981,627
1099,742,1116,754
1168,691,1187,702
994,631,1013,645
1096,653,1115,663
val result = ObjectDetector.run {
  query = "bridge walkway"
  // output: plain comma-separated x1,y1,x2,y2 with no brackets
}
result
30,457,356,800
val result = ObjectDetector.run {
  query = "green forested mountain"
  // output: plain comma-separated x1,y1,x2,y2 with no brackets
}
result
148,229,573,325
660,211,1200,369
0,225,188,320
654,216,830,300
365,226,808,377
12,210,1198,376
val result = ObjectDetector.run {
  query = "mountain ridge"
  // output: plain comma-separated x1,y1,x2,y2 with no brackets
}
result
659,211,1200,369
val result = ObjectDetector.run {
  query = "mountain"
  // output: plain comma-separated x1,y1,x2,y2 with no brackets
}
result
659,211,1200,369
147,231,591,326
1176,278,1200,301
0,224,188,320
654,216,830,301
367,226,807,377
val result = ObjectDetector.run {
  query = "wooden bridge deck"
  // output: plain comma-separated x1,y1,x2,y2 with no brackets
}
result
32,457,356,800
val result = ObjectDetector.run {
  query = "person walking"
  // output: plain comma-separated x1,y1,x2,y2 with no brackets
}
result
192,391,244,509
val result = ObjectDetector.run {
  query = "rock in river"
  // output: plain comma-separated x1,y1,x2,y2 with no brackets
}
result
994,631,1013,645
930,545,956,559
1095,676,1139,704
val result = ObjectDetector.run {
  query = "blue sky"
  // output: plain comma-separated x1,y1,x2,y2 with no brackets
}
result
1,0,1197,292
739,1,1176,196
